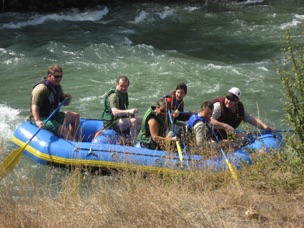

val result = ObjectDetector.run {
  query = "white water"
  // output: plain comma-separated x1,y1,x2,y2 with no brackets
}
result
0,1,303,164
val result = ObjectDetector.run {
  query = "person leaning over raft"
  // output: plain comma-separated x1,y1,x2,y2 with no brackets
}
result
187,101,215,147
211,87,275,147
101,75,142,139
30,65,80,141
138,98,177,150
187,101,231,152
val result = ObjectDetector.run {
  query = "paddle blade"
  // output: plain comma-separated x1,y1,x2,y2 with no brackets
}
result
225,158,238,183
0,146,24,177
176,141,183,167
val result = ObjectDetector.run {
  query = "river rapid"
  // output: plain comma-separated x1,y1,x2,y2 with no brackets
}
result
0,0,303,172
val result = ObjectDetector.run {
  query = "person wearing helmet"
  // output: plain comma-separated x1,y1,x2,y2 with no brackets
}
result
210,87,275,147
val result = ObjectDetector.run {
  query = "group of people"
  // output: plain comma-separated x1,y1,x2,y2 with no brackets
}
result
30,65,275,152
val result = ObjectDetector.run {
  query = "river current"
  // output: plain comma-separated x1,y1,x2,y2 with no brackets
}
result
0,0,303,170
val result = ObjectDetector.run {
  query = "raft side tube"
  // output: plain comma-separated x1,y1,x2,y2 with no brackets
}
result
239,133,284,154
77,118,104,142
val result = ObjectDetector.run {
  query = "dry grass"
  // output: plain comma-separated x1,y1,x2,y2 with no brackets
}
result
1,134,304,228
1,152,304,228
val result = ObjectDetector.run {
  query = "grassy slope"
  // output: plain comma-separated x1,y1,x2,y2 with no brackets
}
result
1,148,304,227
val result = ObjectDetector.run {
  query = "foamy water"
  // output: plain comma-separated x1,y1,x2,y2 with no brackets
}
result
0,1,302,163
1,7,109,29
0,104,22,152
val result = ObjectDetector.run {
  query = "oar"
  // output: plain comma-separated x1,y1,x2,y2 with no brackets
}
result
0,98,67,177
211,128,238,183
168,109,183,167
235,129,293,134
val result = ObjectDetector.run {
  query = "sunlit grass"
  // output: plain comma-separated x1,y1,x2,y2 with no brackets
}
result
1,139,304,227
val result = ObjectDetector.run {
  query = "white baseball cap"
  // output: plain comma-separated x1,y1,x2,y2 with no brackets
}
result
227,87,241,100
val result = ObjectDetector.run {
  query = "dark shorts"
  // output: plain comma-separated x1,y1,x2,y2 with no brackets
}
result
32,112,66,135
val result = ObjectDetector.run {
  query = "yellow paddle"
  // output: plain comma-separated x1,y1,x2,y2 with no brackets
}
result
175,140,183,166
167,109,183,167
0,98,67,177
211,128,238,182
220,147,238,182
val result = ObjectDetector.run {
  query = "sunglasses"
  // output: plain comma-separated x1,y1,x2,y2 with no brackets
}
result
52,75,63,79
159,109,167,113
226,96,238,102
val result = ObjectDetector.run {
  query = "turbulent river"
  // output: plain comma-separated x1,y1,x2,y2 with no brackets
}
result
0,0,303,173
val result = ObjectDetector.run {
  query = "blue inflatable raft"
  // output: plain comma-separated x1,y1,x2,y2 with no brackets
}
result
11,118,284,173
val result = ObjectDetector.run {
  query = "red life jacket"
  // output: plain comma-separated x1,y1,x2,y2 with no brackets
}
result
164,92,190,122
212,96,244,139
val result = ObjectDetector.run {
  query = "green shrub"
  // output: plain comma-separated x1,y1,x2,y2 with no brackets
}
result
278,31,304,159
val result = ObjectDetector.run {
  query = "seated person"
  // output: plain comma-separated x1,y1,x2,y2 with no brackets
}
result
101,75,141,141
187,101,231,155
138,98,176,150
188,101,214,147
164,83,193,136
30,65,80,141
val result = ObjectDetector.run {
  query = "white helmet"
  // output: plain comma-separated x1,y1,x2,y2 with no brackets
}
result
228,87,241,100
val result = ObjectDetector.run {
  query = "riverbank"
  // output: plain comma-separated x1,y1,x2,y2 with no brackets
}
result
1,0,264,12
1,150,304,227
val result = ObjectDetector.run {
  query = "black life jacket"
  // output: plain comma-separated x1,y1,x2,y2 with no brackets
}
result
30,77,61,118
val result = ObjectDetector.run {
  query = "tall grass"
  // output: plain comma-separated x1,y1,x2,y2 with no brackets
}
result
1,147,304,228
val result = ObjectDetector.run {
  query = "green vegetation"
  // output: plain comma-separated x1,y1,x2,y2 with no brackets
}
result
278,32,304,161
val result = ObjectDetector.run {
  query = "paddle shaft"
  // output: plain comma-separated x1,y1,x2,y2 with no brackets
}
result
235,129,293,134
168,109,183,166
211,128,238,182
27,97,68,144
0,98,67,177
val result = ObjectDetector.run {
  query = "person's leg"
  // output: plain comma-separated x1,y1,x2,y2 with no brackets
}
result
130,117,142,140
116,118,132,133
116,117,141,142
36,113,71,139
40,118,61,136
61,111,80,140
